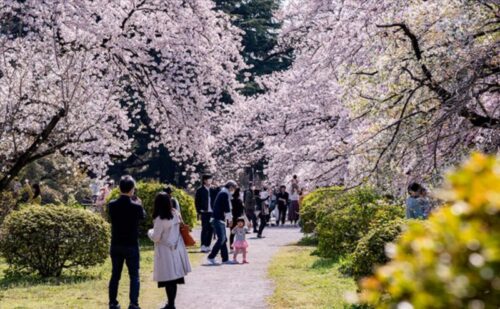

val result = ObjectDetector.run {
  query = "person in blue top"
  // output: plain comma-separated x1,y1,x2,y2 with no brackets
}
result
207,180,238,265
406,182,425,219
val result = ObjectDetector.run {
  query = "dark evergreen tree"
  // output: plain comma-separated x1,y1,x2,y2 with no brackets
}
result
215,0,293,96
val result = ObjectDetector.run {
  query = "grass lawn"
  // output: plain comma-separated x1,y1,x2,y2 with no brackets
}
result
267,241,357,309
0,240,203,309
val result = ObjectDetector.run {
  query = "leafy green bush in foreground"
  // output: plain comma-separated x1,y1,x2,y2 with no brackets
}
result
0,205,110,277
361,153,500,308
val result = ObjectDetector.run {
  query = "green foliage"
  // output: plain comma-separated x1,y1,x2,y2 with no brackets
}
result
15,154,93,205
314,188,404,258
361,153,500,308
300,186,343,233
341,219,404,280
215,0,293,96
0,205,110,277
0,190,16,224
107,182,196,234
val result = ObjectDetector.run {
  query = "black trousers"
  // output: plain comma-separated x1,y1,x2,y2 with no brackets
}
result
257,213,268,236
278,204,287,225
246,209,258,232
200,212,213,247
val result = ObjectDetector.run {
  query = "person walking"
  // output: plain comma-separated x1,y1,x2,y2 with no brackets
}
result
195,175,213,253
288,187,300,225
229,188,245,249
108,176,146,309
244,184,258,233
231,218,249,264
207,180,238,265
257,187,270,238
148,193,192,309
276,185,289,226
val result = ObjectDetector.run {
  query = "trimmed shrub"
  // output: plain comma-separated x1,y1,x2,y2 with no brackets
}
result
341,219,405,280
0,205,110,277
300,186,343,233
316,192,404,258
107,182,196,234
361,153,500,308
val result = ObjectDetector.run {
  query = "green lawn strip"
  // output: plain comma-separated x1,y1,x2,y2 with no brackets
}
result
267,243,357,309
0,242,203,308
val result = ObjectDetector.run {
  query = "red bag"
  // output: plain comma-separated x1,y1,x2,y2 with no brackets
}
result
180,223,196,247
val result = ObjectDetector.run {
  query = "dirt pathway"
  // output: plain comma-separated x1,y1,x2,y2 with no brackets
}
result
174,226,302,309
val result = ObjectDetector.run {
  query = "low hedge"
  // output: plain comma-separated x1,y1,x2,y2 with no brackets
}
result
316,189,404,258
300,186,343,233
341,219,405,280
107,182,196,234
0,205,110,277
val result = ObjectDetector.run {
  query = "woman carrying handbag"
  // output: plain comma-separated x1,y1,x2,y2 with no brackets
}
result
148,192,192,309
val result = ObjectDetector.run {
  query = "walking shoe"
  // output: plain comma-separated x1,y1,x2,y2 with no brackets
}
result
109,304,121,309
243,260,249,264
200,245,210,253
222,260,238,265
206,258,218,265
257,235,265,238
128,305,141,309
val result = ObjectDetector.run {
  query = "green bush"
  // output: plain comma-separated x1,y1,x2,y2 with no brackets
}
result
300,186,343,233
317,194,404,258
0,205,110,277
341,219,404,280
361,153,500,308
107,182,196,234
0,190,17,224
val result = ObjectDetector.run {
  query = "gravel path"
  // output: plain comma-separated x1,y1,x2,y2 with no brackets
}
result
175,226,303,309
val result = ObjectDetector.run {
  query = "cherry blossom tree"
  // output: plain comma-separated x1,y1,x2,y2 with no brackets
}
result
216,0,499,191
0,0,245,191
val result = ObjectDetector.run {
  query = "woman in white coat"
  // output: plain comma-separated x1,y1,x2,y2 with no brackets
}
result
148,192,191,309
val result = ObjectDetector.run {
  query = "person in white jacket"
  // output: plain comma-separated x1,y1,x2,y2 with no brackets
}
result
148,192,192,309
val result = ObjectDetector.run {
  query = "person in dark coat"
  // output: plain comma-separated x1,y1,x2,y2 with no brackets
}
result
108,175,146,309
276,185,289,226
207,180,238,265
244,184,258,233
195,175,213,253
229,188,245,249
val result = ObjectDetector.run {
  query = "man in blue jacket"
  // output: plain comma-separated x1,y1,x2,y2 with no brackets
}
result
207,180,238,265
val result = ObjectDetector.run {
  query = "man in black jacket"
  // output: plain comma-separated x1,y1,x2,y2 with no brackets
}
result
195,175,214,253
108,175,146,309
207,180,238,265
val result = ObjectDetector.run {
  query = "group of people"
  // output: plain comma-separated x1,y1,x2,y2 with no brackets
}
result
107,176,190,309
106,173,303,309
195,174,303,265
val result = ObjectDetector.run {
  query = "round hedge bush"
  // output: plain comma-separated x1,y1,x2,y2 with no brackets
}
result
317,198,404,258
0,205,110,277
341,219,404,280
301,186,383,234
107,182,196,234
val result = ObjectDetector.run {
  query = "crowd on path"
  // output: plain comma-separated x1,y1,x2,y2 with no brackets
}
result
106,174,303,309
195,175,305,266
